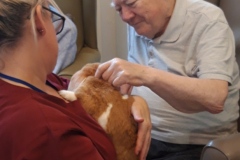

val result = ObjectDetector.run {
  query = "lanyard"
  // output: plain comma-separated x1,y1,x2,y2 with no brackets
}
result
0,73,46,93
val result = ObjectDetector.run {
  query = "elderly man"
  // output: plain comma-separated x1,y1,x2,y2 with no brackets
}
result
95,0,240,159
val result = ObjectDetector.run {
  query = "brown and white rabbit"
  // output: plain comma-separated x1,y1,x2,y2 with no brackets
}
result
59,63,138,160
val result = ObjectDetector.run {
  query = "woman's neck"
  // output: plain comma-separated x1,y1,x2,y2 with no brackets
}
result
0,47,49,93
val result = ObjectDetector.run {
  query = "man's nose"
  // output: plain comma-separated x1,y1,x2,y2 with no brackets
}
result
120,6,135,22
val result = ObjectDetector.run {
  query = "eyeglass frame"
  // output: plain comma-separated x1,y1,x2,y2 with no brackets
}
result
42,5,66,35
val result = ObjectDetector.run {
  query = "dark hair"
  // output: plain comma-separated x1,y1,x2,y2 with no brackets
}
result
0,1,32,48
0,0,61,50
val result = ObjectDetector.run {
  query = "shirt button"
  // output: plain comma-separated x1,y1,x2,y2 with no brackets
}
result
149,52,153,57
148,61,153,66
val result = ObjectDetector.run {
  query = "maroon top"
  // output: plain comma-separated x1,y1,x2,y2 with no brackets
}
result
0,73,116,160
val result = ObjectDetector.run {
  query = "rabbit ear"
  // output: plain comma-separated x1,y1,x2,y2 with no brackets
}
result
68,63,99,91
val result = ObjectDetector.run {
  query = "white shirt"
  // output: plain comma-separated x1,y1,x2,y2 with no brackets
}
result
128,0,240,144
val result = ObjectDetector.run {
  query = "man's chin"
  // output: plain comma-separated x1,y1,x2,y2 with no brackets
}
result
135,29,153,39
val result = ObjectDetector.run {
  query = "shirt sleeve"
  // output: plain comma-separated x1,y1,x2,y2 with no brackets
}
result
196,18,236,84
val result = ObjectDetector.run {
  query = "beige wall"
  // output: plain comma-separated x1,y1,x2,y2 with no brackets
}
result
97,0,128,62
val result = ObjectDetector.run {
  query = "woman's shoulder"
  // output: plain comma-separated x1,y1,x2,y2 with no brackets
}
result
0,95,82,158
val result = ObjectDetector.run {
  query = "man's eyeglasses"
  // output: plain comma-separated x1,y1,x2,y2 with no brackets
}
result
42,5,65,35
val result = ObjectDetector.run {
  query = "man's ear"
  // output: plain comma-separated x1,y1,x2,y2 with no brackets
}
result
34,5,46,35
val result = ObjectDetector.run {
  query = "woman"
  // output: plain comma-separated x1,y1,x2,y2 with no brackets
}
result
0,0,151,159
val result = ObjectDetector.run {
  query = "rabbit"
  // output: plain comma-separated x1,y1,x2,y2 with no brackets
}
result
59,63,138,160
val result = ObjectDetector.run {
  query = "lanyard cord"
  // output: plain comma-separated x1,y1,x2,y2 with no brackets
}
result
0,72,46,93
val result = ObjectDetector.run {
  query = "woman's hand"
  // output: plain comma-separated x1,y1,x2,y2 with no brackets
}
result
131,96,152,160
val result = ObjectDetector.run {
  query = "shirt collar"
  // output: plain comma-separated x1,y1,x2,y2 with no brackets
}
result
136,0,187,44
156,0,187,43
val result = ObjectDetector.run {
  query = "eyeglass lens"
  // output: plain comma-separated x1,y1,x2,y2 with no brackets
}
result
49,5,64,35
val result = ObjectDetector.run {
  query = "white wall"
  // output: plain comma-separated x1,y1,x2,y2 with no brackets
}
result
97,0,128,62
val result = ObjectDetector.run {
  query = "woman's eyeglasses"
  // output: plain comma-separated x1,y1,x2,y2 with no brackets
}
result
42,5,65,35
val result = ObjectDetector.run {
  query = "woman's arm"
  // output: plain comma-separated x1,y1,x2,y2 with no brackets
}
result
131,96,152,160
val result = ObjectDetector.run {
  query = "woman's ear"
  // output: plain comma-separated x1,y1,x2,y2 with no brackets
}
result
34,5,46,36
